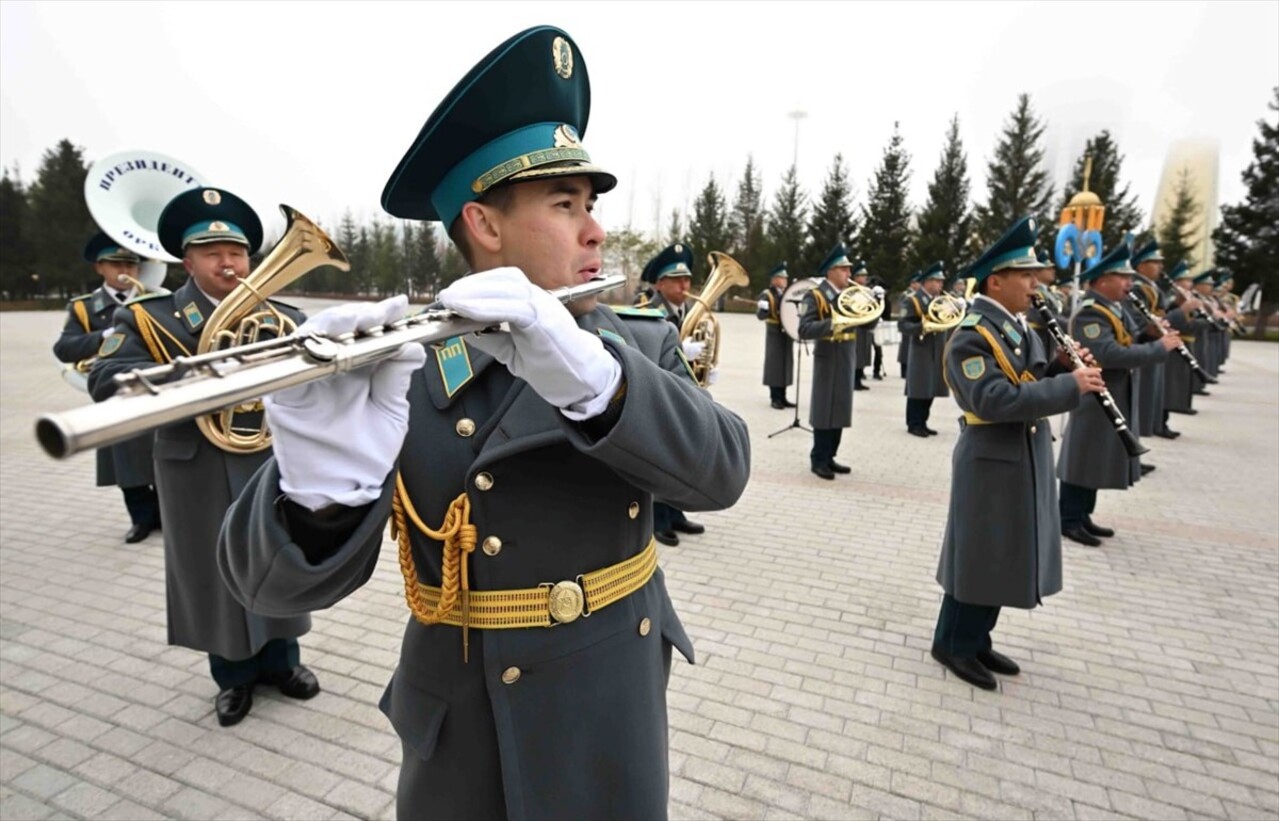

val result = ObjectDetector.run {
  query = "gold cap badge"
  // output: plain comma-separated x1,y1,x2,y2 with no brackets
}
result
203,189,221,205
209,221,228,232
552,36,573,79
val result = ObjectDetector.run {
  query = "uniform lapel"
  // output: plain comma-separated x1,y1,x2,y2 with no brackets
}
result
90,287,115,316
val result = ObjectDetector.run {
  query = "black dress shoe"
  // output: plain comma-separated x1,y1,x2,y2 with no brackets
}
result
976,648,1021,676
873,373,884,381
216,685,253,727
783,399,797,408
1140,464,1156,476
654,531,680,547
812,465,836,480
671,519,705,535
931,647,997,690
1193,390,1211,396
1062,526,1102,547
1082,517,1114,538
923,426,939,436
1169,408,1198,415
1153,428,1181,439
828,460,852,474
907,427,930,438
854,383,870,391
124,523,153,544
261,666,320,700
771,399,787,409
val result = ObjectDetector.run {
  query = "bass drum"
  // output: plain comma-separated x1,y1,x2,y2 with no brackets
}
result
780,277,821,342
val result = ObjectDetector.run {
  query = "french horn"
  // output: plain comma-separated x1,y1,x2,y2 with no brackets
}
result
679,251,749,386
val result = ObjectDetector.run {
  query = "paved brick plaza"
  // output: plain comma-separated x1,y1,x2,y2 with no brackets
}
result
2,306,1276,820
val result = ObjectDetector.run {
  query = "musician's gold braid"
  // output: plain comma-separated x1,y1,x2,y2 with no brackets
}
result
941,322,1036,395
1090,304,1133,347
391,473,477,660
129,304,192,364
72,300,91,333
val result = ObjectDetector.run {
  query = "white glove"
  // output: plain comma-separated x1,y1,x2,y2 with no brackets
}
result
266,296,427,511
707,367,720,386
101,327,116,339
439,267,622,421
757,299,770,312
682,339,706,360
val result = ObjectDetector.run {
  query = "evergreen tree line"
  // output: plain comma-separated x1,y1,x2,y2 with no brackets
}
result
2,89,1275,319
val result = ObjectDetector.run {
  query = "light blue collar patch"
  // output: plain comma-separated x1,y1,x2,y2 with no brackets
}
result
1002,320,1022,345
182,302,204,329
597,328,626,346
435,336,474,398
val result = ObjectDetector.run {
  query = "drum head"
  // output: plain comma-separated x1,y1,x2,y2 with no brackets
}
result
781,278,820,341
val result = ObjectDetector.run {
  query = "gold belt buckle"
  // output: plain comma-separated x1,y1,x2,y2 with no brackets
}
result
543,577,587,625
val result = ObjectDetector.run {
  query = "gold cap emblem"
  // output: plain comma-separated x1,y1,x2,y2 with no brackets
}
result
552,36,573,79
674,244,683,253
553,124,581,149
209,221,228,232
203,189,221,205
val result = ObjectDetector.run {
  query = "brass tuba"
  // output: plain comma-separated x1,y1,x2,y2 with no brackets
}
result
921,278,976,336
194,205,350,452
679,251,749,386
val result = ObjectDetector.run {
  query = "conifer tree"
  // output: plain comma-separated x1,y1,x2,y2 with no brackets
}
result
765,165,808,275
0,168,36,299
1214,86,1279,333
859,124,914,286
910,115,973,283
1059,130,1143,251
728,156,768,291
803,154,859,275
686,175,731,283
26,140,95,297
974,94,1054,247
665,209,684,247
1157,167,1201,273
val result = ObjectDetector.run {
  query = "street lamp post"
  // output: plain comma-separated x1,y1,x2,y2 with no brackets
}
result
788,109,807,169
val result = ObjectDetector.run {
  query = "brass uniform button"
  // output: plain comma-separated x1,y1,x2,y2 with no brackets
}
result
628,502,640,520
455,418,476,437
482,536,502,556
1030,424,1038,434
1014,348,1022,356
501,667,521,684
474,472,494,491
638,617,651,637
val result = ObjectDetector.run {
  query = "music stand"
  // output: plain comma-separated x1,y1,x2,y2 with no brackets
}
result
770,297,812,438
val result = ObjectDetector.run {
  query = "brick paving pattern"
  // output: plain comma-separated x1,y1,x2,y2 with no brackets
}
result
2,306,1276,819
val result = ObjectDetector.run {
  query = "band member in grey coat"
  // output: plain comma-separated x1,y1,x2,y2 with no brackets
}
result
53,234,160,543
850,260,874,390
798,244,858,480
1057,242,1179,547
1161,261,1207,422
639,242,711,547
899,262,950,437
932,216,1102,691
1129,241,1169,443
90,187,318,727
757,262,795,408
218,27,750,820
897,274,921,377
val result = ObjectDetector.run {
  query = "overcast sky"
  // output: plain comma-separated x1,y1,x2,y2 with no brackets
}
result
2,0,1276,246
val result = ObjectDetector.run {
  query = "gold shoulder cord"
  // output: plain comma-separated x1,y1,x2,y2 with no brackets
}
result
129,304,192,364
1093,305,1133,347
72,301,91,333
942,324,1037,397
391,474,478,659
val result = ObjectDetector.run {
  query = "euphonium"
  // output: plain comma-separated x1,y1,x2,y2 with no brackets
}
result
828,282,885,330
194,205,350,452
921,278,976,336
679,251,749,386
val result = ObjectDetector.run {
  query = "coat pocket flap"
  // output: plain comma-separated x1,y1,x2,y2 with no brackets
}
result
379,670,449,761
968,426,1023,463
661,599,695,665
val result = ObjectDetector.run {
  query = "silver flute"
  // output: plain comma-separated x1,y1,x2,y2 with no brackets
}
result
36,275,626,459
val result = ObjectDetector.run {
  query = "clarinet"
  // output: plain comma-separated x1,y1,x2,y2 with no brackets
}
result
1158,273,1228,330
1126,293,1218,384
1029,293,1148,458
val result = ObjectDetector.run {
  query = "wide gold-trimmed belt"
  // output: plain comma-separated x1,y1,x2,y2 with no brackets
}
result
414,538,658,629
962,411,1045,428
